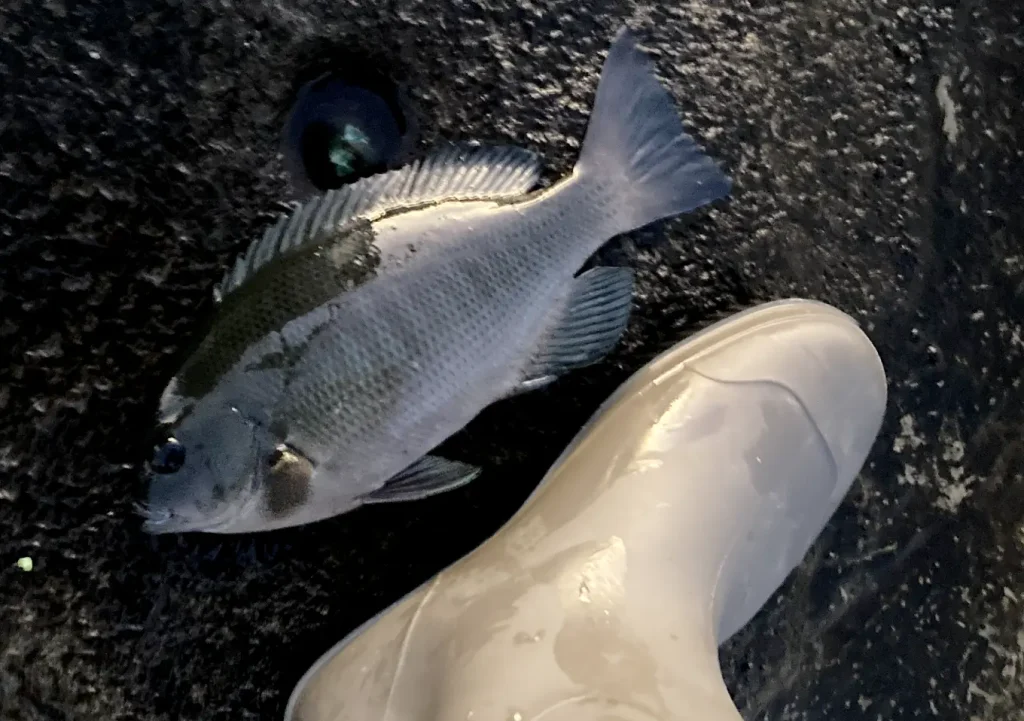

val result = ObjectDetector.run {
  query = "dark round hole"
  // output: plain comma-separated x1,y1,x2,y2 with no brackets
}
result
151,438,186,475
282,70,416,194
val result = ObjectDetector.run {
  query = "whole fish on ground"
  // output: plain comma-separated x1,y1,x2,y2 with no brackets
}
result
140,26,733,534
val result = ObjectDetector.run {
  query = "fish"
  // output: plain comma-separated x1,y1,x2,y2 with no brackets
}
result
140,26,733,534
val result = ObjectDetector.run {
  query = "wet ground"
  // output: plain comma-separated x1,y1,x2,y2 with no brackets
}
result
1,1,1022,719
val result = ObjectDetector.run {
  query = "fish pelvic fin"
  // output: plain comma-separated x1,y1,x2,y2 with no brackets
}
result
215,145,542,302
574,26,733,233
360,455,482,504
514,266,633,392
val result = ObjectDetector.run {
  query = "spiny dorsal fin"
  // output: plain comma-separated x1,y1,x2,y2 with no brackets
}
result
214,144,543,302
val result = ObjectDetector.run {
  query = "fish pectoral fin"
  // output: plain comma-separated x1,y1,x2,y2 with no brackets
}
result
361,455,482,504
514,266,634,392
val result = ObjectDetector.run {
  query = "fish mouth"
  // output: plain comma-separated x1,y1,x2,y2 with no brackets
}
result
135,502,198,535
135,502,173,532
135,472,263,534
134,501,237,535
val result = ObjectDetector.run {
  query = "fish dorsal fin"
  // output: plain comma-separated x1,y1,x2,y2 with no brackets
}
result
215,144,543,301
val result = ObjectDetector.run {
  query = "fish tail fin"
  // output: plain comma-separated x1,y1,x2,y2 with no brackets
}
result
574,27,732,232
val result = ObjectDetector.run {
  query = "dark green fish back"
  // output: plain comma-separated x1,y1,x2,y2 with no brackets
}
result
174,145,546,404
176,220,379,400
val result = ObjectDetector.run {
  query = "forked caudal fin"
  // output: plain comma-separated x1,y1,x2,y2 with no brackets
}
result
575,27,732,231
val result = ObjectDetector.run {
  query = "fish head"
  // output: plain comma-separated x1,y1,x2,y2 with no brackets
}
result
140,400,279,534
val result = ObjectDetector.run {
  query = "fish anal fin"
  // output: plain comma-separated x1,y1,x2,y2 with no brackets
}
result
515,266,634,392
361,455,482,504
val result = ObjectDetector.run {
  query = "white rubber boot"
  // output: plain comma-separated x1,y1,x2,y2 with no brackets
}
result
285,298,888,721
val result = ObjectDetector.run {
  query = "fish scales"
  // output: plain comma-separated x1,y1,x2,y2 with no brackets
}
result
279,189,609,462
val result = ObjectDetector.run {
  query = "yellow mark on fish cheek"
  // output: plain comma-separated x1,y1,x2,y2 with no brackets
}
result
263,445,315,518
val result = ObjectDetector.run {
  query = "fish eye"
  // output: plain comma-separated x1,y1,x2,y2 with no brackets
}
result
282,68,414,192
151,437,186,475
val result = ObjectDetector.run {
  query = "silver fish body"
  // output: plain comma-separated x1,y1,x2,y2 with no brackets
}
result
141,27,733,534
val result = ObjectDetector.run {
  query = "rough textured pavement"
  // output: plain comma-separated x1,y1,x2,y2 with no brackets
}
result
1,1,1022,719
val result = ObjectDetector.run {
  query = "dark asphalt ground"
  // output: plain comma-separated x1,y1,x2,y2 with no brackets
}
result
1,1,1022,719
